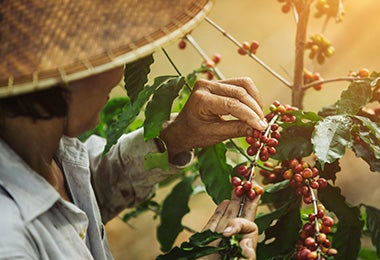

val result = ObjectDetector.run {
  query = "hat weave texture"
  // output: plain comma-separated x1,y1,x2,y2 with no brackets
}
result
0,0,213,97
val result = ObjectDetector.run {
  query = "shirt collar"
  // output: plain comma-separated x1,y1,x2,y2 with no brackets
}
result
0,138,60,222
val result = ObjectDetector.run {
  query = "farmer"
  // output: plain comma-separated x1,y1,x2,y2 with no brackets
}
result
0,0,267,259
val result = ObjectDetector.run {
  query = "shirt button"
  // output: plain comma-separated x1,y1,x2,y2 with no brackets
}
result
79,229,86,240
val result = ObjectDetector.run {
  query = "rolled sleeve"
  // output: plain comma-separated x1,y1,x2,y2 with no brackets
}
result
85,128,188,223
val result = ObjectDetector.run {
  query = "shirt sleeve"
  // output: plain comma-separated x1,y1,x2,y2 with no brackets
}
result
84,127,191,223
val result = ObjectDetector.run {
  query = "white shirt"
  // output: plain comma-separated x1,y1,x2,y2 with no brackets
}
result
0,128,179,259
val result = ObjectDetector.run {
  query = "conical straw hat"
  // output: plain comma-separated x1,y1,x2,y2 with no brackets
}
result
0,0,213,97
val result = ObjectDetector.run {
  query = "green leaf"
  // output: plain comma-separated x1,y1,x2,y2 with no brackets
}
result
312,115,353,168
144,76,185,140
364,205,380,258
156,230,224,260
336,81,372,115
354,116,380,139
256,197,300,233
318,184,364,260
351,141,380,172
144,150,169,171
198,143,233,204
157,176,194,252
124,54,154,103
260,180,296,205
273,125,314,161
122,200,161,223
257,202,302,259
103,76,174,154
316,160,341,183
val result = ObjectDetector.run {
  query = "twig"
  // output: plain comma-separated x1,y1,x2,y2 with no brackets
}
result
205,17,292,88
185,34,225,80
303,76,366,90
161,48,192,92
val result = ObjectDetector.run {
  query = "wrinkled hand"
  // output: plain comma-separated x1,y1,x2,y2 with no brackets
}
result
200,192,260,260
160,77,267,159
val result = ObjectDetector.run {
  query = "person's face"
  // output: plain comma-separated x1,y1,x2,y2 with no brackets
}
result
64,66,124,137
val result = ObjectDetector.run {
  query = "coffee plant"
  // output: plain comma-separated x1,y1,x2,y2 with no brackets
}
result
82,1,380,259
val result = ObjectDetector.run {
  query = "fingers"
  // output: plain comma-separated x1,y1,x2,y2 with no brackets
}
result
202,200,229,232
223,218,259,260
194,78,267,131
218,77,264,109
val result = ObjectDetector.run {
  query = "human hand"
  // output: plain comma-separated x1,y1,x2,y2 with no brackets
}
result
159,77,267,160
200,192,260,260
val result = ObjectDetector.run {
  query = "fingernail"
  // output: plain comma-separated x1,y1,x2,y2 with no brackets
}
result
224,226,233,233
259,119,268,129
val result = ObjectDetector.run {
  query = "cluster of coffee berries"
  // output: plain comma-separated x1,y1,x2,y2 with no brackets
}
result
277,0,293,13
237,40,260,55
232,165,264,200
303,69,324,91
200,53,222,80
296,205,338,259
284,158,328,204
259,161,285,185
305,34,335,64
314,0,344,22
245,127,280,161
267,100,298,123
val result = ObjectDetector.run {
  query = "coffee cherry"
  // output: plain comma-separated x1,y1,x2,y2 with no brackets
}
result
317,178,328,188
242,181,253,191
234,186,244,197
301,168,313,179
268,146,277,155
322,216,334,227
266,138,279,147
358,68,370,78
178,39,187,49
247,189,257,200
231,177,242,187
237,165,248,175
254,185,264,195
250,41,260,54
247,146,258,156
304,237,316,248
204,60,215,68
212,53,222,64
245,136,255,145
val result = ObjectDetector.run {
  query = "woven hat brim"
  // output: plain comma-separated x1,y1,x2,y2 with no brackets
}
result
0,0,213,97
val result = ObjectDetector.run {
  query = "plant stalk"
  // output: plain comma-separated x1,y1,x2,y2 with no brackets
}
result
292,1,312,109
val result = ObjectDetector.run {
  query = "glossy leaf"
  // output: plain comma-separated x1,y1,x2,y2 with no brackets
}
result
103,76,174,154
256,197,300,233
336,81,372,115
157,230,225,260
124,54,154,103
351,141,380,172
257,202,302,259
144,76,185,140
198,143,233,204
157,175,194,252
273,125,314,161
312,115,353,168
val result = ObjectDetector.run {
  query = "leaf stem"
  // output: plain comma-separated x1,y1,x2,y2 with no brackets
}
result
161,48,193,92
